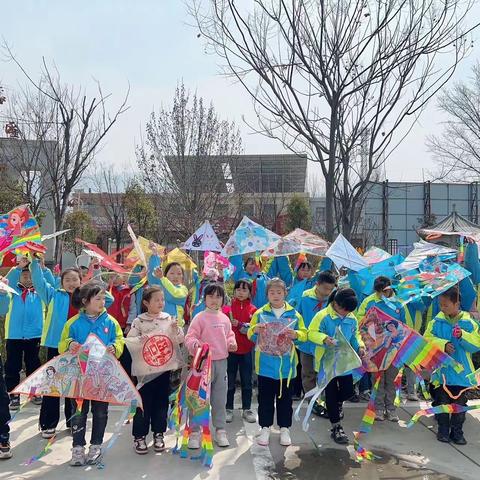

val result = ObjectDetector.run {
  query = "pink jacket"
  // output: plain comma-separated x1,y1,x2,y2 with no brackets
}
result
185,309,237,361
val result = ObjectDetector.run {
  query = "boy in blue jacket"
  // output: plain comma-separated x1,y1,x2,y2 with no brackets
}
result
425,286,480,445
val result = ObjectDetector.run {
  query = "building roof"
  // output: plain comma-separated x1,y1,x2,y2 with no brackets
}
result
418,211,480,237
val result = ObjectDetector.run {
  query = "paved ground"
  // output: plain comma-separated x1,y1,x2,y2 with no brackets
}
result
1,397,480,480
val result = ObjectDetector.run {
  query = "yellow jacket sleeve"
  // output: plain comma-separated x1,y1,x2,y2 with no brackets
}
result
247,310,260,342
356,298,369,322
424,319,449,351
354,319,365,349
308,310,328,345
111,318,125,358
58,316,78,354
294,312,308,342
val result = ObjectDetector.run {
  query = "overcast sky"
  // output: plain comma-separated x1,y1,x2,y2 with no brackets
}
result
1,1,480,190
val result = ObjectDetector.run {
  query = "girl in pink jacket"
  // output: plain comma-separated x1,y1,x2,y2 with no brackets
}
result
185,283,237,449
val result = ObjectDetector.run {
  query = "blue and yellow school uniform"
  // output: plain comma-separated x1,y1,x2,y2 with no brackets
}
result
424,311,480,387
147,255,188,326
247,302,307,381
30,260,113,349
0,268,44,340
58,309,124,358
308,304,364,371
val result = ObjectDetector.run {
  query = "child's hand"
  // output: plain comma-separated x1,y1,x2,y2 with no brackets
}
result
149,241,158,256
53,264,61,275
153,267,164,279
230,317,239,327
358,347,366,358
228,343,237,352
69,342,81,354
254,324,266,333
18,256,30,269
445,342,455,355
323,337,337,346
286,329,298,340
452,325,462,339
106,345,116,355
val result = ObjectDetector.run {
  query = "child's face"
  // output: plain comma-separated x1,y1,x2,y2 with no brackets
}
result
144,291,165,315
84,291,106,315
297,265,312,280
268,286,286,308
166,265,184,286
62,271,81,293
381,287,393,298
333,302,350,318
245,259,257,275
20,270,33,287
112,274,125,287
205,292,223,311
235,284,250,301
316,282,335,300
439,296,460,317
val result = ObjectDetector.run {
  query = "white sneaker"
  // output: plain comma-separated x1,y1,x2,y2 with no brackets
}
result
86,444,102,465
188,431,201,449
256,427,270,446
226,409,234,423
41,428,56,439
279,427,291,446
215,429,230,447
70,446,85,467
242,409,257,423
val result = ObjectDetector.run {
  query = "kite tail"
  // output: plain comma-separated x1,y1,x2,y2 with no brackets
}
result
353,373,382,463
200,417,214,468
179,418,191,459
394,368,404,407
7,387,37,425
403,404,480,429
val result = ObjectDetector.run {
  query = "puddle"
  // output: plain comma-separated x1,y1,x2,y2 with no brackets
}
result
271,448,461,480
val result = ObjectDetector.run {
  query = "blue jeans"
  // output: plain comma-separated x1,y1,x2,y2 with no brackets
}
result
0,356,10,443
226,352,253,410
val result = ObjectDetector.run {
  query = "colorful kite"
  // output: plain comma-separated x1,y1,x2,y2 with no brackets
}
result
295,328,362,431
183,221,222,252
0,205,46,258
12,334,142,409
262,228,330,257
221,216,280,257
203,251,235,281
326,234,368,272
395,240,457,274
363,247,392,265
170,344,213,468
76,239,131,274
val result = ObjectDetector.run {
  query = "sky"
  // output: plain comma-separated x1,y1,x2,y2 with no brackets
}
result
1,1,480,189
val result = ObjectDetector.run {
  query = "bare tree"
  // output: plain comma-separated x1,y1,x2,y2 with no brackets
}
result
4,45,129,261
191,0,478,240
428,62,480,181
136,82,242,241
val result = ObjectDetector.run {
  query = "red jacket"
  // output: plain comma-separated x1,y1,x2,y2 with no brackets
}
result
107,284,132,330
222,298,256,355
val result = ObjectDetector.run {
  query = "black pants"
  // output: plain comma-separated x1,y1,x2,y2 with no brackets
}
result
291,348,303,397
132,372,170,438
71,399,109,447
431,385,467,437
0,356,11,443
226,352,253,410
119,347,132,378
257,376,293,428
325,374,354,424
39,348,73,430
5,338,41,393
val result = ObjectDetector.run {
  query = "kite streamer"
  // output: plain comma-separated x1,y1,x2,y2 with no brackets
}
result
401,403,480,429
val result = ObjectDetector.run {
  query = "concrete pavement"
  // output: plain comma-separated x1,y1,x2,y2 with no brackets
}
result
1,397,479,480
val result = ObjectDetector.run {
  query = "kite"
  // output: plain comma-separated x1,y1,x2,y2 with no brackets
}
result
0,277,19,296
183,221,222,252
262,228,330,257
11,334,142,409
0,205,46,258
203,251,235,281
353,307,463,462
326,234,368,272
76,239,131,274
125,235,165,267
170,344,213,468
127,224,147,267
163,248,197,279
395,240,457,274
41,229,71,242
363,247,392,265
295,328,362,431
221,216,280,257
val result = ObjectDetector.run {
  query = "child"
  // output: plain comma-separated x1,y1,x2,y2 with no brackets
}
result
0,257,44,409
308,288,365,444
357,276,410,422
58,281,124,466
425,286,480,445
148,246,188,327
30,259,82,438
223,280,257,424
0,354,12,459
247,278,307,447
296,271,337,407
185,284,237,448
127,286,184,454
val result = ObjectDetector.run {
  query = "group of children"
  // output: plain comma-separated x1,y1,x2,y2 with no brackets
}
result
0,249,479,466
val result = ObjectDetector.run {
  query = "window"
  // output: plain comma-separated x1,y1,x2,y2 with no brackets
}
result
388,239,398,255
315,206,326,224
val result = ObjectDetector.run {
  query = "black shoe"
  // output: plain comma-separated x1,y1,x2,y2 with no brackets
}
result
9,396,20,411
437,432,450,443
348,394,360,403
450,433,467,445
331,424,349,445
312,403,329,419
